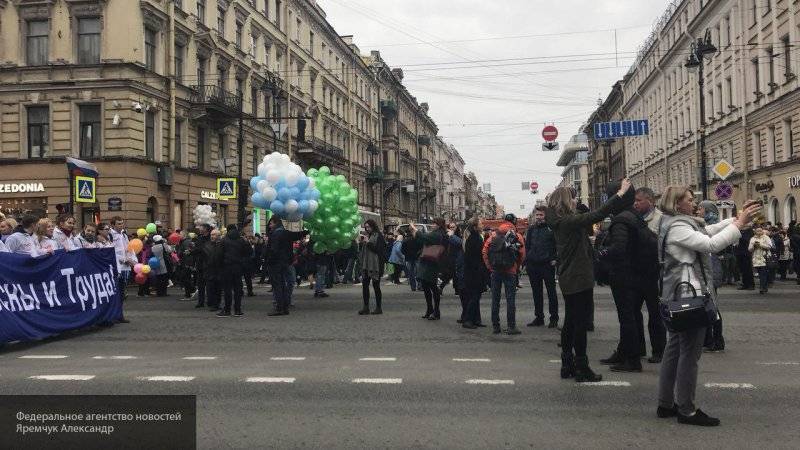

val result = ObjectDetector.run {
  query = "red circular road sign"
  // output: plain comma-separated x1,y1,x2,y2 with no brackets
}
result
530,181,539,191
542,125,558,142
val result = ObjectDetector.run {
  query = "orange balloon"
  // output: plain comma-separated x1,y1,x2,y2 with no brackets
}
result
128,238,144,254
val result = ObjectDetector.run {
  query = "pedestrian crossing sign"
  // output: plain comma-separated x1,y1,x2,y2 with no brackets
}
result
75,176,96,203
217,178,237,200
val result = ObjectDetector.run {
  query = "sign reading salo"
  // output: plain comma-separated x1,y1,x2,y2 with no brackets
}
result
0,182,45,193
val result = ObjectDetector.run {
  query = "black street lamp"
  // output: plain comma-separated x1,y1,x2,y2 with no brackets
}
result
685,29,717,200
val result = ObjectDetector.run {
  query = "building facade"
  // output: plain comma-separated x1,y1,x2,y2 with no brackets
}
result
0,0,485,231
557,133,590,206
587,0,799,223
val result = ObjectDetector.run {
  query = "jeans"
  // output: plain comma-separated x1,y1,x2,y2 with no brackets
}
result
757,266,769,292
490,271,518,328
286,265,297,302
561,289,593,357
658,327,706,416
269,264,290,312
406,260,418,290
315,263,328,293
527,263,558,321
343,257,356,283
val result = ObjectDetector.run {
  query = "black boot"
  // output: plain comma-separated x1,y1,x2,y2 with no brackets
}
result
560,353,575,379
574,355,603,383
600,350,623,365
610,357,642,373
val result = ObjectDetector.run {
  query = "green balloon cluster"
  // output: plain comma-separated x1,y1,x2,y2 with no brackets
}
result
304,166,360,254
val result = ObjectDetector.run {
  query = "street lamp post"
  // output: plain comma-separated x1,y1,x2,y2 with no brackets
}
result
685,30,717,200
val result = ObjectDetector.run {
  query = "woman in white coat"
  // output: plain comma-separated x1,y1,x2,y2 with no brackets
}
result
656,185,760,427
748,227,773,294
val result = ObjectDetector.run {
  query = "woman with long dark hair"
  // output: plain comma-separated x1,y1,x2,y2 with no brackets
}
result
546,179,631,382
460,216,487,329
410,218,448,320
359,219,385,315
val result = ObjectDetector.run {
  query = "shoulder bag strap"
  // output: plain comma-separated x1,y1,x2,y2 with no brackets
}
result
658,225,670,298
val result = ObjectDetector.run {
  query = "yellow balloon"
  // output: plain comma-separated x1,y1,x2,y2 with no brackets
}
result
141,265,151,274
136,228,147,238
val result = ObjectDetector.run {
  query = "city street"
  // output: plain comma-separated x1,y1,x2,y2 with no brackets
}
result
2,278,799,449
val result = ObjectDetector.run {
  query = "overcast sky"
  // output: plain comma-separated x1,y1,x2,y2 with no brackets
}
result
318,0,669,217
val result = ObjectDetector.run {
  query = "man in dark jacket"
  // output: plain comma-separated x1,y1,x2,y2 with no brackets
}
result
266,217,308,316
524,205,559,328
193,224,212,308
216,225,251,317
736,227,755,290
202,228,224,310
401,231,422,291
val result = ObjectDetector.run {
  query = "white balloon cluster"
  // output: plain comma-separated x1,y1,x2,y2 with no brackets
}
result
193,204,218,228
249,152,321,222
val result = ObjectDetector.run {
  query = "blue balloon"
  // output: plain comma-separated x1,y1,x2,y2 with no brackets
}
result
148,256,160,269
309,189,321,201
251,192,265,208
277,187,292,202
249,176,263,191
269,200,285,216
274,180,287,191
296,175,310,191
288,187,301,200
298,200,309,214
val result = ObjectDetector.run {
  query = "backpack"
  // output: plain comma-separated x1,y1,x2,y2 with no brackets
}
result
488,231,520,271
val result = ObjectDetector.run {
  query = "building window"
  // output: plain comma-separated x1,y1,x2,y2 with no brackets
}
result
218,133,226,170
263,42,270,66
217,7,225,35
309,31,314,56
235,21,243,48
174,43,184,82
217,65,227,90
767,126,776,165
752,131,761,168
197,56,207,85
252,145,259,177
175,119,183,166
26,20,49,66
752,58,760,97
79,105,101,158
77,18,101,64
768,48,776,89
275,0,282,29
783,35,793,79
197,0,206,24
144,27,157,71
251,86,258,115
27,106,49,158
145,110,156,159
197,126,207,169
236,78,244,100
784,118,794,160
174,0,183,10
725,77,733,107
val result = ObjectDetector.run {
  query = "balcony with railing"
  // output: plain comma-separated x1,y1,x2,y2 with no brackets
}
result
366,167,385,183
189,85,242,127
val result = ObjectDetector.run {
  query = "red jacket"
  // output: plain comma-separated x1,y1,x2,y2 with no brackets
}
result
482,223,526,274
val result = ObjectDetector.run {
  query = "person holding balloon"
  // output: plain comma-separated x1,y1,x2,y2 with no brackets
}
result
150,234,173,297
111,217,136,323
265,216,309,316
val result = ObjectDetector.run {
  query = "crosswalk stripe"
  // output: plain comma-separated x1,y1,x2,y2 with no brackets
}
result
30,375,94,381
138,376,195,382
465,379,514,385
19,355,68,359
351,378,402,384
92,356,138,360
182,356,218,360
452,358,491,362
578,381,632,387
270,357,306,361
704,383,755,389
245,377,296,383
359,357,397,362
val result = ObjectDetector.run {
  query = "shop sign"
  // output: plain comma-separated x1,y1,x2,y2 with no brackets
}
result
107,197,123,211
201,190,219,200
754,180,774,193
0,182,45,193
789,175,800,189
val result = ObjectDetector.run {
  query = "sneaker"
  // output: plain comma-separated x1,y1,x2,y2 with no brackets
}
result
677,409,720,427
462,322,477,329
234,311,244,317
358,308,370,315
610,359,643,373
527,318,545,327
506,327,521,335
317,292,329,298
167,280,174,288
647,354,663,364
370,308,383,315
657,404,678,418
492,325,502,334
267,310,285,317
548,319,559,329
600,351,623,365
216,311,231,317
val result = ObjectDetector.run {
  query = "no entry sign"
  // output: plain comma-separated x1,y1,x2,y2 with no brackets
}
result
542,125,558,142
530,181,539,191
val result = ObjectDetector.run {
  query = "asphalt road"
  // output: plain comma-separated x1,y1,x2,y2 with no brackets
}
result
2,277,800,449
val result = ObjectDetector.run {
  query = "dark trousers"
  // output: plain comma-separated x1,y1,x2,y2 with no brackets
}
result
421,280,440,315
561,289,593,357
362,272,382,309
196,272,207,306
269,264,290,312
182,269,195,298
491,272,517,327
737,254,754,288
637,283,666,356
243,267,254,295
390,263,403,283
460,288,482,325
757,266,769,292
259,261,270,283
206,279,222,308
155,273,169,296
610,280,641,359
527,263,558,321
222,269,244,313
704,311,724,349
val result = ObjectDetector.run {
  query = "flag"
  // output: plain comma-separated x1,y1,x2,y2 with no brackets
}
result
65,157,99,178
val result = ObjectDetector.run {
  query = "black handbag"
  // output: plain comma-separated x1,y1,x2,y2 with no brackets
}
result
658,224,719,333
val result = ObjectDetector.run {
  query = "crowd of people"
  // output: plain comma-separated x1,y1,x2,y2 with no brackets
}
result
3,182,799,427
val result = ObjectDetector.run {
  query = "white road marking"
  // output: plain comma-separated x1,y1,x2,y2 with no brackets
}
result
92,356,138,360
358,357,397,362
270,357,307,361
465,379,515,385
245,377,296,383
351,378,403,384
30,375,95,381
182,356,218,360
704,383,756,389
138,376,195,382
548,360,561,363
578,381,632,387
452,358,491,362
757,362,800,366
19,355,68,359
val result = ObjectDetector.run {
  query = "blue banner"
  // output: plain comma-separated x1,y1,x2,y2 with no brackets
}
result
0,248,122,344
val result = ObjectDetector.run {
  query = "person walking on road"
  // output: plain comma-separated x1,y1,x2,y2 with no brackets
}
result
411,219,448,320
460,216,488,329
735,226,755,290
401,230,422,292
482,214,526,335
359,219,386,315
215,225,251,317
749,226,773,295
524,206,559,329
202,229,224,311
388,233,405,284
546,179,630,383
655,186,760,426
266,217,308,316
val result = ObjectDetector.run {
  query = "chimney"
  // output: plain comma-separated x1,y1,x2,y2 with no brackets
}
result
420,102,429,114
391,68,404,81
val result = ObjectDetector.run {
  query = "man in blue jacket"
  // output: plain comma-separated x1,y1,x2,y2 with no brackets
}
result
524,206,559,328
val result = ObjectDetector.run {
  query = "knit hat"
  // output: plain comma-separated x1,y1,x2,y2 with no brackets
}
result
699,200,719,224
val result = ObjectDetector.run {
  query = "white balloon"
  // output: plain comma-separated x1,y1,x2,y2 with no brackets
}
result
308,200,319,212
257,163,267,178
264,163,276,174
285,199,299,214
285,171,300,187
256,180,269,192
262,186,277,202
307,178,316,189
266,171,280,184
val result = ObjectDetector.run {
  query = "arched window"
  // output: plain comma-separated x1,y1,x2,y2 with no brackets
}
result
147,197,158,224
785,195,797,224
768,197,779,224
